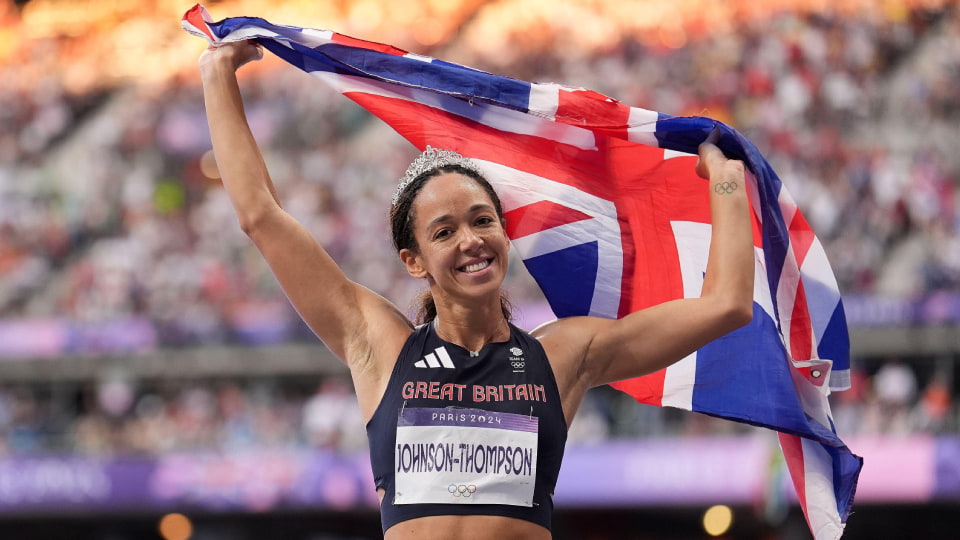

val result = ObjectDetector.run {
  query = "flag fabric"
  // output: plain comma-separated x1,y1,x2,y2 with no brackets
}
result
183,5,862,538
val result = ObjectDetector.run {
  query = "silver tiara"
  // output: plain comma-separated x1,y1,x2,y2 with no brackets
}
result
392,146,478,206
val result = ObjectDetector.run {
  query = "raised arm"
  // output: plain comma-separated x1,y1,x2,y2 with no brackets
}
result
197,42,412,381
538,136,754,395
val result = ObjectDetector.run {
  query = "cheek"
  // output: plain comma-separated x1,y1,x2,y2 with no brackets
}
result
421,244,455,269
487,228,510,249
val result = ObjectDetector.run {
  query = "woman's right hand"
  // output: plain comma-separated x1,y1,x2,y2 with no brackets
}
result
199,40,264,74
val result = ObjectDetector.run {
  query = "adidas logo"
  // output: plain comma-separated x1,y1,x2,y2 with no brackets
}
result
414,346,455,369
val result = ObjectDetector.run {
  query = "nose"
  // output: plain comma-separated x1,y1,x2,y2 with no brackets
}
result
460,228,484,252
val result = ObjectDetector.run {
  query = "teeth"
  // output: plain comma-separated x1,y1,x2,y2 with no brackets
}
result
462,260,491,273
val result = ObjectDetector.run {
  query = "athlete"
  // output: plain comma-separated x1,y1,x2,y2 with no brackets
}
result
198,39,754,540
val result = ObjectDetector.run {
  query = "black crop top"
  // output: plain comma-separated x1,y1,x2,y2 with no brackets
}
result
365,322,568,533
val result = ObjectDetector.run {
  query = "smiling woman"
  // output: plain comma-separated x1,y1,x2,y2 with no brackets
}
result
389,152,513,328
198,34,753,539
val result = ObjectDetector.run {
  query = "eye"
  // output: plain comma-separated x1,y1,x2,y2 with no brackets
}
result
433,228,452,240
475,216,495,226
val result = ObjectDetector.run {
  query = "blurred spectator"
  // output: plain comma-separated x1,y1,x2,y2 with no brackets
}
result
873,357,919,434
302,378,366,451
831,366,871,435
914,369,953,433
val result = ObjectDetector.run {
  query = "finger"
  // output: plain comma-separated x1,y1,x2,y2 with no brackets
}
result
704,125,721,146
696,141,724,179
697,127,723,159
695,155,710,180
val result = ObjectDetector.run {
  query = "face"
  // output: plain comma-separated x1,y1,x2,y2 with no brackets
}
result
399,173,510,302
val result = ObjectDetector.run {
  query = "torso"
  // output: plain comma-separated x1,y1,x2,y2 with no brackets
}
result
365,322,568,536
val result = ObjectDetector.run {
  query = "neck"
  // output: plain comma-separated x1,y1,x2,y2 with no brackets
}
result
432,296,508,354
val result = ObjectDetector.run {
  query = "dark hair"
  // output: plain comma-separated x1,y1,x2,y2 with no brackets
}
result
389,163,512,324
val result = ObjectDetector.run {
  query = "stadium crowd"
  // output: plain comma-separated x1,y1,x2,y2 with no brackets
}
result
0,357,952,456
0,2,958,455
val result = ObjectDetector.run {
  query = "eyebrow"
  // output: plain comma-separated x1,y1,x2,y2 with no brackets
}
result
426,203,495,230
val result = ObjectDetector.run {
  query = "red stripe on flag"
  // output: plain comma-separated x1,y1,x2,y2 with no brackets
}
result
504,200,593,239
183,4,217,42
610,373,667,407
790,278,813,361
788,210,815,266
778,432,810,528
331,33,410,56
555,88,631,134
344,92,625,198
617,153,709,313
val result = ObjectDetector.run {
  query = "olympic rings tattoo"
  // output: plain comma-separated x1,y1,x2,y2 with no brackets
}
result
714,181,738,194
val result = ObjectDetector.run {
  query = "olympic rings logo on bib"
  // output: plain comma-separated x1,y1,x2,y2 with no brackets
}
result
448,484,477,498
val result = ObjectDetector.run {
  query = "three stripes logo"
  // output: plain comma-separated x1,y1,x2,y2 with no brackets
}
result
414,347,455,369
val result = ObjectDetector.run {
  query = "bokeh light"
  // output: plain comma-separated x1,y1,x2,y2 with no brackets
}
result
158,512,193,540
702,504,733,536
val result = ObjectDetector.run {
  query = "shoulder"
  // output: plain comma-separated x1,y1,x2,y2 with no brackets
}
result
529,316,613,348
529,316,612,381
343,286,415,376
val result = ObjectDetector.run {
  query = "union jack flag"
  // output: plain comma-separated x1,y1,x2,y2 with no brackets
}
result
183,5,862,538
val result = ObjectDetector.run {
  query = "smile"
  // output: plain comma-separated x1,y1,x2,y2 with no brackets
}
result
459,259,492,273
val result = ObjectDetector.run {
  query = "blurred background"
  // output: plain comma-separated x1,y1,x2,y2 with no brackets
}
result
1,0,959,538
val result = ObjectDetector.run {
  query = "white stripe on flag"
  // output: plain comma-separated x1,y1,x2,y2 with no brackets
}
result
663,148,695,160
801,437,844,540
753,246,777,323
801,238,843,347
480,162,623,319
776,243,803,360
664,220,714,409
298,28,335,45
528,83,560,120
487,161,618,218
625,107,660,146
662,352,696,410
403,53,433,63
219,26,283,43
671,221,710,299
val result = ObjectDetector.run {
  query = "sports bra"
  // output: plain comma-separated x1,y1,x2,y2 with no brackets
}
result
365,321,568,533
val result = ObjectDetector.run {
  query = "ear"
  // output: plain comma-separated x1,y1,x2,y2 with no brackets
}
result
399,248,428,279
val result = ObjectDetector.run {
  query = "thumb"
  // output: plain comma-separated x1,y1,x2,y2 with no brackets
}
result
238,40,264,66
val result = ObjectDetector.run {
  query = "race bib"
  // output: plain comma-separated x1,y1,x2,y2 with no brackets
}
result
394,407,538,506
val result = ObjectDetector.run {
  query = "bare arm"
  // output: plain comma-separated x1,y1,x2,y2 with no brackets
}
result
197,42,412,379
539,136,754,396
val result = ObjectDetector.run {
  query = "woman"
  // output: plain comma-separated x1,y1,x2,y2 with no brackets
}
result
199,39,753,540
